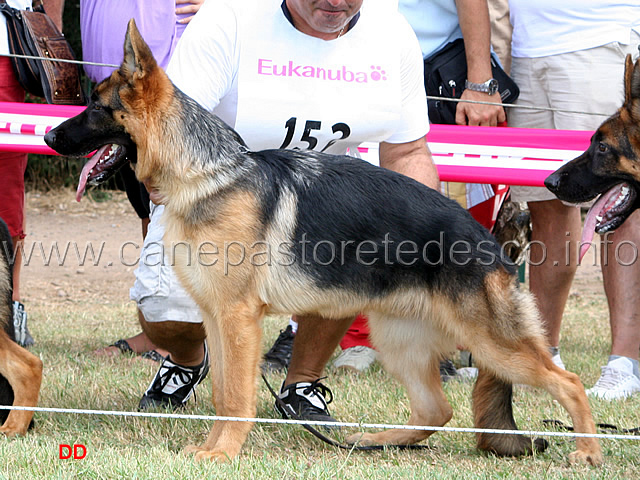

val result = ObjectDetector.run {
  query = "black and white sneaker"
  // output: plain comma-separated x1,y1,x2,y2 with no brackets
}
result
13,301,34,347
439,358,458,382
275,379,338,427
138,342,209,410
262,325,295,373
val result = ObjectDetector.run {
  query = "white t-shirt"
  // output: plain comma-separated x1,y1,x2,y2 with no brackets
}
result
510,0,640,58
167,0,429,155
0,0,32,56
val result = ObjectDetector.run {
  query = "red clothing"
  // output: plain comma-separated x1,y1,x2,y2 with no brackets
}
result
0,56,28,239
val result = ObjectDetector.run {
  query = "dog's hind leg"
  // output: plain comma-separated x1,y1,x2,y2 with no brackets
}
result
473,345,602,465
473,368,548,456
346,315,453,446
468,269,602,465
0,331,42,436
520,356,602,466
184,299,265,463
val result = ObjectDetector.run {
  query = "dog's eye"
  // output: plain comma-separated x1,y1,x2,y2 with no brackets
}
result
598,143,609,153
92,104,102,111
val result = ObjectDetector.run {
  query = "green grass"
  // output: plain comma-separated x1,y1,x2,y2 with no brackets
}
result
2,289,640,478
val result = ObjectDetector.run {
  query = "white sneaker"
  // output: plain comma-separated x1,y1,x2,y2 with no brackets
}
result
586,357,640,400
333,346,376,372
551,353,565,370
456,367,478,380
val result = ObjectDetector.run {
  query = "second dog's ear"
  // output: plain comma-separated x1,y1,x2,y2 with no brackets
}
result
630,56,640,120
120,18,157,84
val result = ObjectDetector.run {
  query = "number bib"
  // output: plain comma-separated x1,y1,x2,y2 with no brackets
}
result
233,1,404,155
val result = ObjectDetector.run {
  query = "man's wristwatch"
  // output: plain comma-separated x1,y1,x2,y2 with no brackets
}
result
464,78,499,96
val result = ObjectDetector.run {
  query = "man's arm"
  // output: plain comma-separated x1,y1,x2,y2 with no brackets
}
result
42,0,64,32
454,0,505,126
379,138,440,191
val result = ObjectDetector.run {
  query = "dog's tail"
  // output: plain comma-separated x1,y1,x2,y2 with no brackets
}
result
0,218,16,425
472,369,548,456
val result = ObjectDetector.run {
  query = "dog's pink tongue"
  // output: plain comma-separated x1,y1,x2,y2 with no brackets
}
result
579,184,625,262
75,145,109,202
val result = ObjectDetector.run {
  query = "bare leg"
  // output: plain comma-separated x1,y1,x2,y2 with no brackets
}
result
527,200,581,347
10,235,22,301
94,325,169,358
140,311,206,366
284,314,354,386
601,210,640,361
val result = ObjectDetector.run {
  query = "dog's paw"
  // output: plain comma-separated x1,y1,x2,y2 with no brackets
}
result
346,432,377,446
0,425,27,437
183,444,233,463
195,450,232,463
568,448,603,466
183,444,205,455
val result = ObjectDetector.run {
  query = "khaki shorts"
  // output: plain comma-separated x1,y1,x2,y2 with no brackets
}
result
509,33,640,203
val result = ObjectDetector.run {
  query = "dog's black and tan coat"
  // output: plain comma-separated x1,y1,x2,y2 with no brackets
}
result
45,20,602,465
0,218,42,436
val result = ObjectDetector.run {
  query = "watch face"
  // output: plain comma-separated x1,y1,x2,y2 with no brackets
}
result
487,79,499,95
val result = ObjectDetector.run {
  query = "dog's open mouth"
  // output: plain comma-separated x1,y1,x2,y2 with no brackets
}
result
579,182,637,261
76,144,129,202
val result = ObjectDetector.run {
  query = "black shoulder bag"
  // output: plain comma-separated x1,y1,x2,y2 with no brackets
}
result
423,38,518,125
0,0,85,105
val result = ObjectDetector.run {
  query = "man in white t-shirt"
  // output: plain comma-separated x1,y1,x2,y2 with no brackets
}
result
133,0,440,421
508,0,640,400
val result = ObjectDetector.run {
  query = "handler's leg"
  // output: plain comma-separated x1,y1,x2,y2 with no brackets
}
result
276,314,353,422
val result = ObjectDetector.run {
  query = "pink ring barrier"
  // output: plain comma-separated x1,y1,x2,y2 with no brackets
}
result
1,101,593,187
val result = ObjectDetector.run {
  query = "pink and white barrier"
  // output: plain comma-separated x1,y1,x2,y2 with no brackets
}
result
1,101,592,187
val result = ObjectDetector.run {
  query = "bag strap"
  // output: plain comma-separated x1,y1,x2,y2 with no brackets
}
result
0,1,44,10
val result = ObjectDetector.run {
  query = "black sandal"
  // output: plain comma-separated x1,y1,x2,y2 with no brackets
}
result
110,339,134,354
141,350,166,363
108,339,165,363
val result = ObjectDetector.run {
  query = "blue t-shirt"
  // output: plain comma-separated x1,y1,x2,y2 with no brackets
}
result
398,0,462,58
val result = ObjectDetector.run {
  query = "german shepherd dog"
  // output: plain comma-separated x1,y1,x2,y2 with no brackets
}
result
44,20,602,465
0,218,42,436
546,55,640,260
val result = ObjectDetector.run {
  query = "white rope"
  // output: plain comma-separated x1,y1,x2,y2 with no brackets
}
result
426,95,611,117
2,405,638,442
0,52,118,68
0,52,611,117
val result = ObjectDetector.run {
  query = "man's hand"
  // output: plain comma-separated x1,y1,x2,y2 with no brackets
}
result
455,89,506,126
176,0,205,24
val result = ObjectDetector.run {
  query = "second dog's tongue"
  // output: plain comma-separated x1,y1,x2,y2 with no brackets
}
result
579,184,625,262
76,145,109,202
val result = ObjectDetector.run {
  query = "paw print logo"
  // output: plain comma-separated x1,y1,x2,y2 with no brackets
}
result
370,66,387,81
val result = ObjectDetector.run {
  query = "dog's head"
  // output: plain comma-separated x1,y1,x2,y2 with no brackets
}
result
544,55,640,257
44,19,169,202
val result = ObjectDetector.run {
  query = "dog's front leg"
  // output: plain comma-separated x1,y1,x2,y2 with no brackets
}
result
184,300,265,463
0,336,43,436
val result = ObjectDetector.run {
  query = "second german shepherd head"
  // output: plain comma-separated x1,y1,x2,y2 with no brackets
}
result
545,55,640,254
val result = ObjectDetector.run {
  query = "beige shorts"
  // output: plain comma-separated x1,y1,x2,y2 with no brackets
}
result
509,33,640,203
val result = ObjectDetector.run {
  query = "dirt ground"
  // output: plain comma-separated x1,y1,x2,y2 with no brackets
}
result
19,189,606,311
21,190,142,309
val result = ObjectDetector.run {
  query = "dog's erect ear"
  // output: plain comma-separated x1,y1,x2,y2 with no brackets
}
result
120,18,158,83
623,54,640,120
